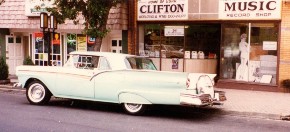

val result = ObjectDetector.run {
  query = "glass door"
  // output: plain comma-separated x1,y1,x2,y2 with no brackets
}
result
221,23,278,85
220,23,249,80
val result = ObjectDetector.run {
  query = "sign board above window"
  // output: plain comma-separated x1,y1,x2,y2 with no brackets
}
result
218,0,282,20
164,26,184,36
137,0,188,21
25,0,55,16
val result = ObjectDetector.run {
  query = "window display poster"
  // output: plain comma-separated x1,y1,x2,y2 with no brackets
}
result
52,33,60,45
87,36,95,45
164,26,184,36
67,34,77,54
35,32,43,42
77,35,87,51
263,41,277,50
172,58,179,69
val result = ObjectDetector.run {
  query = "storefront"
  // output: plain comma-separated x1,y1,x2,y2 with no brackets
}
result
135,0,282,90
0,0,127,74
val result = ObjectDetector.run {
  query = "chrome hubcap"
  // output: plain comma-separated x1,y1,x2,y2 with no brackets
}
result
28,83,45,103
124,103,142,113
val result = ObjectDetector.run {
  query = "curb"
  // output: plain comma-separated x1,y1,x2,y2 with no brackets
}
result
219,110,282,121
0,85,25,93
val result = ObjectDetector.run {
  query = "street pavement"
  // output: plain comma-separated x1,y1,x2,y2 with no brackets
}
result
0,80,289,121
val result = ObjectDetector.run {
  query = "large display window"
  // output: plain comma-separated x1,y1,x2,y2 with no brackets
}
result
34,32,62,66
139,24,220,73
65,33,95,61
221,23,278,85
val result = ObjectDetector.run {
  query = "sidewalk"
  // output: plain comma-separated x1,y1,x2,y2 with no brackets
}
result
215,88,290,120
0,80,289,120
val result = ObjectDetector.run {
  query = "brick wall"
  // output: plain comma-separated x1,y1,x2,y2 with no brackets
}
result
127,0,137,55
279,3,290,87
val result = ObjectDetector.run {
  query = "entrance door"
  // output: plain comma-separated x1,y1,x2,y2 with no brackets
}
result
5,36,24,75
220,23,249,80
111,39,122,53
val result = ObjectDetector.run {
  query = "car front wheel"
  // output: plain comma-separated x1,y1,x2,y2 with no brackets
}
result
123,103,146,115
26,80,51,105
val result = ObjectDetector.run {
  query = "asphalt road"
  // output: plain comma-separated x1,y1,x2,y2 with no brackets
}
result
0,91,290,132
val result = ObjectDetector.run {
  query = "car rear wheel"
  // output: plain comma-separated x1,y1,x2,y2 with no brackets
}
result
123,103,146,115
26,80,51,105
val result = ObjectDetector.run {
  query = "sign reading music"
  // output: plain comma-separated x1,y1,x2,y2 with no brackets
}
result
219,0,281,20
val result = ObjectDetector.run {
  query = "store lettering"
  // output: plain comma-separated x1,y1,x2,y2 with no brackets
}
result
140,4,184,13
224,1,276,11
226,13,272,18
139,14,185,19
227,13,250,17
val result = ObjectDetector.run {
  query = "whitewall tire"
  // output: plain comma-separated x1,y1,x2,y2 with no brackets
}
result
123,103,146,115
26,80,51,105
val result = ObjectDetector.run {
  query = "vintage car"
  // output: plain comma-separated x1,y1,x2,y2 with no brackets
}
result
147,44,184,58
16,51,226,115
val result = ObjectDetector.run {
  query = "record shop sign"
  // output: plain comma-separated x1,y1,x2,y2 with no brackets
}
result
219,0,281,20
138,0,188,21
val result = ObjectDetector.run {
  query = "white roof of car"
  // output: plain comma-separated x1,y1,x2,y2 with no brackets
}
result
69,51,136,70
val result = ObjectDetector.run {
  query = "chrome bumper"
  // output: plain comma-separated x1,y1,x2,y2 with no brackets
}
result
13,82,22,88
180,90,226,106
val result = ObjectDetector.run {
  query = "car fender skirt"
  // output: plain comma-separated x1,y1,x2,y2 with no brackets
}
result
119,93,152,104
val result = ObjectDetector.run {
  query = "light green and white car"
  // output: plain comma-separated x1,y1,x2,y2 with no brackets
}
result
16,51,226,115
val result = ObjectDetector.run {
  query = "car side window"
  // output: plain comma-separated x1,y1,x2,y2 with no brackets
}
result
98,57,111,70
91,56,99,69
72,55,98,70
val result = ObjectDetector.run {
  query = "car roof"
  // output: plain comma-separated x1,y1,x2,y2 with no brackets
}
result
69,51,137,70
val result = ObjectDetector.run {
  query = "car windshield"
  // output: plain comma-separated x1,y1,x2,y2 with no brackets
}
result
165,45,177,51
126,57,157,70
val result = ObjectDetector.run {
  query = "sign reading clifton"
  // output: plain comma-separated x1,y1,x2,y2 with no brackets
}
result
219,0,281,20
137,0,188,20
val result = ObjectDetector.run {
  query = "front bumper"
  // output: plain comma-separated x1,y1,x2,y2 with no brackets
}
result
180,90,226,106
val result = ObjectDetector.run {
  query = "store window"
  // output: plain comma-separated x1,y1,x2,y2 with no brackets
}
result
139,24,220,73
34,32,49,66
140,24,184,72
33,32,62,66
51,33,61,66
67,33,77,58
184,24,220,59
221,23,278,85
66,34,96,61
111,39,122,53
142,24,184,59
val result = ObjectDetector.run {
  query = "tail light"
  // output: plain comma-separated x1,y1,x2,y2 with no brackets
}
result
186,78,190,88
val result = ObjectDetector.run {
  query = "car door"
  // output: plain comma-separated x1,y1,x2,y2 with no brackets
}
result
54,55,99,99
92,56,125,103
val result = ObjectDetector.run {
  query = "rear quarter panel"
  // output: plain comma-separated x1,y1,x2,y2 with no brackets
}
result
93,70,188,105
122,71,188,104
